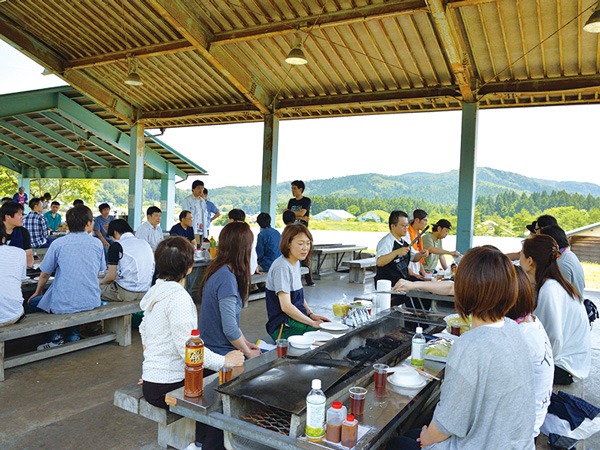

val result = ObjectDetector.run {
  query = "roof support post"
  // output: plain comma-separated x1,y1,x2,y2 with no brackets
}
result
456,102,479,254
17,176,31,213
160,164,176,231
128,123,145,230
260,114,279,222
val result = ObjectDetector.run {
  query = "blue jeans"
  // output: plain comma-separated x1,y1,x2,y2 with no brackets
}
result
28,296,80,343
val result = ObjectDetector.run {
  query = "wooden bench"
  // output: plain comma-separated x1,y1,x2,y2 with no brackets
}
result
0,301,140,381
341,257,377,284
114,383,196,449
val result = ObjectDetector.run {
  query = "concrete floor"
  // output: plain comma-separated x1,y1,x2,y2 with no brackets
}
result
1,272,599,450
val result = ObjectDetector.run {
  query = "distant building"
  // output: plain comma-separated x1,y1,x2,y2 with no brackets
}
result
313,209,355,221
357,211,387,223
567,221,600,264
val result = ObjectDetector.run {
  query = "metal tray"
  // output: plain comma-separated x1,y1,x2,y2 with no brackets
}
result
216,357,357,415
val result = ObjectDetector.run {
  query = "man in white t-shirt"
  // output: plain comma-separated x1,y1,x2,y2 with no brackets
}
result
136,206,164,252
0,222,27,326
376,210,429,305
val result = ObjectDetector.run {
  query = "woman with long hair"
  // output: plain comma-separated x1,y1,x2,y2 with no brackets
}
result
199,222,262,359
265,224,330,340
140,237,244,450
521,234,591,385
388,247,536,450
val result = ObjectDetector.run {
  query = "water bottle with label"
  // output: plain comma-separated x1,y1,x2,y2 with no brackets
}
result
306,379,326,442
411,326,426,369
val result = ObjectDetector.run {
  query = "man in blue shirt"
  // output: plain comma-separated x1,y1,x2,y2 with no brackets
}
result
202,188,221,236
93,203,114,249
256,213,281,272
169,210,197,247
44,201,62,231
28,205,105,350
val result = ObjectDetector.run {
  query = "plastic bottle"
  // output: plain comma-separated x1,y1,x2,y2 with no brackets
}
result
305,379,326,442
411,326,425,369
341,414,358,448
184,330,204,397
209,236,217,259
325,401,346,443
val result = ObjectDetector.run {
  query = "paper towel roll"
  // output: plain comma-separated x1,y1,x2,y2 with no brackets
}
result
376,280,392,312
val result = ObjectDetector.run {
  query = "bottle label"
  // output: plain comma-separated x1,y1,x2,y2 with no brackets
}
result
411,339,425,368
186,347,204,366
306,398,326,440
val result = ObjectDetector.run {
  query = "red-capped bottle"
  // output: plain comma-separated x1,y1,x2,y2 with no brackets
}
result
184,329,204,397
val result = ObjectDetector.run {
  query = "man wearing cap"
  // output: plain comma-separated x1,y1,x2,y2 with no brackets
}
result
421,219,460,273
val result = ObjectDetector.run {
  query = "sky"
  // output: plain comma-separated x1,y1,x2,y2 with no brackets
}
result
1,40,599,191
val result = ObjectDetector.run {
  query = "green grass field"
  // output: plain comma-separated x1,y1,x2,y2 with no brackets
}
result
582,262,600,291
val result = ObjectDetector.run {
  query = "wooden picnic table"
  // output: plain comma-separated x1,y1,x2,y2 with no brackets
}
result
311,244,368,280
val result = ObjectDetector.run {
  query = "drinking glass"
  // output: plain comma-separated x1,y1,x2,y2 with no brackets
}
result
276,339,288,358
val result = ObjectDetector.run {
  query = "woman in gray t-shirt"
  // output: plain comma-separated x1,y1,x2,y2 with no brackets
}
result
388,247,536,450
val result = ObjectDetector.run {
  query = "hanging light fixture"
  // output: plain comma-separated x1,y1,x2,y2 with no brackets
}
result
285,32,308,65
124,55,143,86
584,1,600,33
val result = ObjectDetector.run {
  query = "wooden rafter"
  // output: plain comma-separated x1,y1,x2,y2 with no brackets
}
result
425,0,475,101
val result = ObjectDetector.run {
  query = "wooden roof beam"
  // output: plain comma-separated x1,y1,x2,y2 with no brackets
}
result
426,0,475,102
479,75,600,95
212,0,428,46
0,15,136,124
276,86,460,109
139,102,259,122
64,39,196,70
147,0,272,115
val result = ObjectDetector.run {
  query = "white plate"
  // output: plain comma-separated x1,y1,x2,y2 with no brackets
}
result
303,331,334,342
388,375,427,389
424,354,448,363
288,335,313,349
319,322,349,332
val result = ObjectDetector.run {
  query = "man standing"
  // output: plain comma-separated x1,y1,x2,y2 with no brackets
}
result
94,203,115,249
181,180,208,241
0,201,34,267
12,187,28,206
23,198,50,248
407,209,428,279
202,188,221,236
283,180,311,227
28,205,105,349
100,220,154,302
44,201,62,231
136,206,164,251
422,219,460,273
170,210,197,247
376,210,429,288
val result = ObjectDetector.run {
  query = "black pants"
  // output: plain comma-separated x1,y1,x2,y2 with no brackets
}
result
386,428,422,450
554,366,574,385
143,380,225,450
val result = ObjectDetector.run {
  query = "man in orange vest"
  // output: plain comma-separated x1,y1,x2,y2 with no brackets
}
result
407,209,428,280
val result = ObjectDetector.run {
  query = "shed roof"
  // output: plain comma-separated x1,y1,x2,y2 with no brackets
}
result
566,221,600,237
1,0,599,128
0,86,206,179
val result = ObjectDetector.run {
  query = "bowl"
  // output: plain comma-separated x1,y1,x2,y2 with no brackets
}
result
288,335,314,349
388,366,427,388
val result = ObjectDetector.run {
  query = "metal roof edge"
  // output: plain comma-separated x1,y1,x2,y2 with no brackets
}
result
566,221,600,237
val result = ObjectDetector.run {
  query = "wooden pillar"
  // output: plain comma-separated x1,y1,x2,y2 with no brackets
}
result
128,123,144,230
260,114,279,222
456,102,479,254
160,164,176,231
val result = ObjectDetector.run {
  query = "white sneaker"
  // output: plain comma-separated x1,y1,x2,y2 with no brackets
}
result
37,339,64,350
184,443,201,450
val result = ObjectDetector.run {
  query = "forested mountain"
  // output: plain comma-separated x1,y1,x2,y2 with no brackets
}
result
93,167,600,215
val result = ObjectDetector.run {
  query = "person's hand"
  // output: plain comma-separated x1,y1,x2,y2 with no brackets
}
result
311,314,330,323
413,274,424,280
28,291,41,303
244,347,262,359
224,350,244,366
416,250,429,259
103,242,109,248
450,250,461,257
138,378,143,385
417,425,428,444
396,247,410,256
246,342,260,351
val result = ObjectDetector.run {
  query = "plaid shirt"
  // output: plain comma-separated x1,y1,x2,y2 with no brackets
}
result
23,211,49,248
